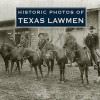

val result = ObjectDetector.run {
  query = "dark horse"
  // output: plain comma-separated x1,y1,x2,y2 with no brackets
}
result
65,41,91,84
74,45,91,84
0,43,23,74
41,42,56,76
64,34,91,84
55,47,68,82
0,43,10,73
41,43,68,82
23,48,43,79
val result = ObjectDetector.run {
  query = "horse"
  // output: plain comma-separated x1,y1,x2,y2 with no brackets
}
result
41,42,68,82
0,44,10,73
23,48,43,79
0,43,23,74
63,33,76,67
55,47,68,82
67,43,91,84
37,40,56,76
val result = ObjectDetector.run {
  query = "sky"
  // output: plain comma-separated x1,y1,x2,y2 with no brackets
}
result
0,0,100,21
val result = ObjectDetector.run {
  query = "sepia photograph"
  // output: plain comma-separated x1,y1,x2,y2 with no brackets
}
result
0,0,100,100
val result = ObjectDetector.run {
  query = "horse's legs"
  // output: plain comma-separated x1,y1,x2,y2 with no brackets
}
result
4,59,7,72
4,59,9,73
16,61,20,74
51,59,54,75
90,49,97,69
6,60,9,73
80,67,84,84
96,62,100,83
68,58,72,67
97,62,100,76
38,64,43,77
30,63,33,72
34,66,38,79
62,62,66,82
11,60,14,74
58,63,63,82
46,60,50,76
15,60,23,71
15,60,22,71
21,59,23,68
28,59,33,72
85,66,89,84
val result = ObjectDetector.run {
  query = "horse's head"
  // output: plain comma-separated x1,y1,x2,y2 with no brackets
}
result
0,43,8,56
63,40,79,63
41,42,53,54
22,48,34,60
0,43,15,53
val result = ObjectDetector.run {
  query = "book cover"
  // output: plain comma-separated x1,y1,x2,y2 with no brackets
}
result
0,0,99,100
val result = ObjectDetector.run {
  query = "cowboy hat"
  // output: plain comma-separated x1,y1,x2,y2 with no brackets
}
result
89,26,95,30
38,33,44,37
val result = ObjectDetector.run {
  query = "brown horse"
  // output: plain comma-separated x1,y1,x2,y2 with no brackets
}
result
63,34,91,84
0,44,10,73
0,43,23,74
63,33,76,67
70,44,91,84
41,42,68,82
55,47,68,82
41,42,56,76
23,48,43,79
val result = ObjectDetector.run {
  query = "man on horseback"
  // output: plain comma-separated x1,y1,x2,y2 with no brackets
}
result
38,33,55,76
8,35,16,46
85,26,99,69
18,35,29,48
63,32,76,67
17,35,29,66
38,33,47,50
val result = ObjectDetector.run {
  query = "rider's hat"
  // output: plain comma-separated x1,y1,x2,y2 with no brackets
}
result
38,33,44,37
89,26,95,30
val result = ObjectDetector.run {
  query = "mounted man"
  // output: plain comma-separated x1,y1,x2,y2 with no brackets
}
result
37,33,56,75
18,35,29,48
17,34,29,66
63,32,76,67
8,35,16,46
38,33,48,50
85,26,99,69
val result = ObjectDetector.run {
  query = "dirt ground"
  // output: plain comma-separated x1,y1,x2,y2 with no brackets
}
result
0,57,100,100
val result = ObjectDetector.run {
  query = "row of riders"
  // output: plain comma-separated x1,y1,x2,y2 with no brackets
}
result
0,26,100,85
